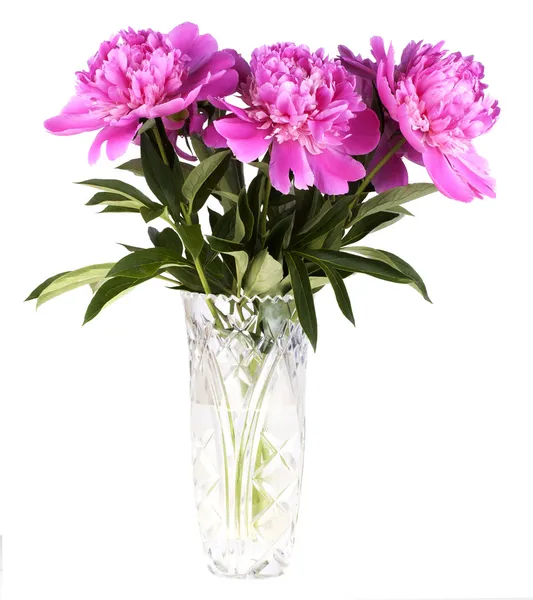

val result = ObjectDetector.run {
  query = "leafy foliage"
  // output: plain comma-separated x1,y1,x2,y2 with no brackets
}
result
28,117,438,346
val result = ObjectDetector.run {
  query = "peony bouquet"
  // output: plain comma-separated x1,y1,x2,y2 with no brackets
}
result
27,23,499,348
26,22,500,578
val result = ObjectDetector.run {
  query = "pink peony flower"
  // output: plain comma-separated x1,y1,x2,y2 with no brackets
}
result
45,23,239,164
209,43,380,195
370,37,500,201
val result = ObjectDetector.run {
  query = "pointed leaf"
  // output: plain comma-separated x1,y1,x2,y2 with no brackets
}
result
294,198,350,247
140,133,182,220
342,211,403,246
244,250,283,297
346,246,431,301
116,158,144,177
294,249,411,283
176,223,204,260
353,183,436,223
76,179,159,209
182,150,231,211
26,272,70,301
285,252,317,350
84,276,150,324
237,187,254,243
301,255,354,325
35,264,115,308
108,248,190,279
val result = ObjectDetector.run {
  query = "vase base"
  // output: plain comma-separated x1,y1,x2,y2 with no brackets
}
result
207,558,285,579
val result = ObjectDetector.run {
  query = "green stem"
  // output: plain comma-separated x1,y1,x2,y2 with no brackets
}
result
153,126,170,166
355,137,406,199
260,179,271,244
182,211,224,329
346,137,406,227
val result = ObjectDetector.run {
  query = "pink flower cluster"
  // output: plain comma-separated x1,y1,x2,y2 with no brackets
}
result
45,25,499,202
45,23,238,164
341,38,500,201
210,43,380,195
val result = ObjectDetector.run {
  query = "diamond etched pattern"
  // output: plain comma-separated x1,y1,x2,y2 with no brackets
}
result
183,293,308,578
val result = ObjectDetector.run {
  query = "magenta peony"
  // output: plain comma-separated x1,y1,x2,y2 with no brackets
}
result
369,37,500,202
339,43,423,193
210,43,380,195
44,23,239,164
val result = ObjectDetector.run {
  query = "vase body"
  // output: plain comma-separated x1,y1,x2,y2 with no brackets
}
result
182,293,308,578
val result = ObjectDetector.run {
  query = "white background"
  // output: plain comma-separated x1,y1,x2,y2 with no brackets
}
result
1,1,532,598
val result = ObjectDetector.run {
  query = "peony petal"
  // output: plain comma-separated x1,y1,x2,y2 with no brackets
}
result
371,153,408,192
196,69,239,101
376,61,398,120
187,33,218,71
215,118,271,162
397,104,426,153
423,146,474,202
168,22,199,53
106,122,138,161
203,123,228,148
208,96,254,122
344,109,381,155
149,87,201,118
448,152,496,198
269,142,292,194
180,51,235,94
88,123,137,164
269,140,314,192
308,149,366,195
44,113,103,136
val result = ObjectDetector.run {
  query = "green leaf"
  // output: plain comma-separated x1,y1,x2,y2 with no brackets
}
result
84,276,149,324
244,250,284,297
342,211,403,246
116,158,144,177
293,249,412,283
140,205,166,223
176,223,204,261
118,243,145,253
285,253,318,350
301,255,354,325
233,189,247,243
206,236,244,253
346,246,431,301
267,213,295,260
26,272,70,301
137,118,156,136
34,264,115,308
76,179,159,210
237,187,254,243
86,192,142,209
294,198,351,247
182,150,231,212
212,190,239,204
140,133,182,220
100,206,139,214
353,183,437,223
228,251,249,293
249,161,270,177
148,226,183,255
108,248,190,279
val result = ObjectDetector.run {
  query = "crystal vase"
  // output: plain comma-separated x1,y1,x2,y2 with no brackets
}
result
182,292,308,578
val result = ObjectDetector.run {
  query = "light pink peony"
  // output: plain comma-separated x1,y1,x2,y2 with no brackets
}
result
45,23,239,164
370,37,500,201
209,43,380,195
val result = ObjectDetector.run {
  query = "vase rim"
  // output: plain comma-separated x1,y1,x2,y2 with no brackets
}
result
180,291,294,304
